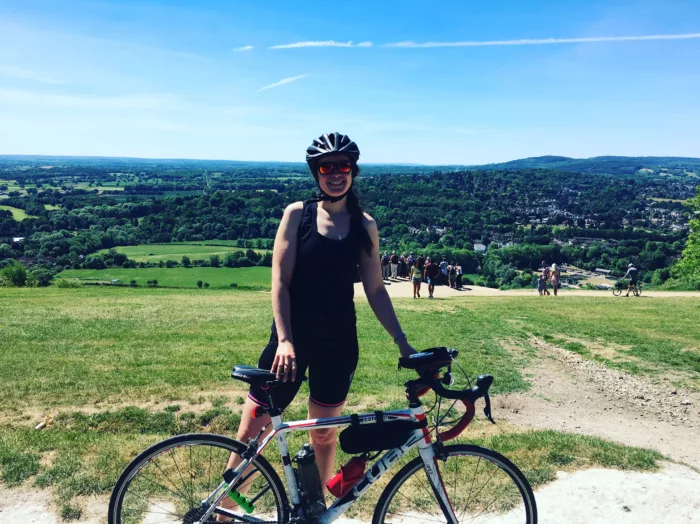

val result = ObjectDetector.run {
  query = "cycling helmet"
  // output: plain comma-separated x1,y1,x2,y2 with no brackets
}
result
306,132,360,165
628,263,634,268
306,132,360,203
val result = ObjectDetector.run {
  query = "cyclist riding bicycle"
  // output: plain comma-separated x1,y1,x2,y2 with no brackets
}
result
622,263,639,297
221,133,417,517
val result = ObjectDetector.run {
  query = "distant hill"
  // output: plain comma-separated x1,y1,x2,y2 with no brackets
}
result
1,154,699,177
467,156,700,176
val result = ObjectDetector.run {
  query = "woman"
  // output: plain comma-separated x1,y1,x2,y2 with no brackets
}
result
223,133,417,503
411,258,423,298
550,262,561,296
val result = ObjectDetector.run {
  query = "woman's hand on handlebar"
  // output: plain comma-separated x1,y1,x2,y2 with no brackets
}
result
272,341,297,382
397,339,418,359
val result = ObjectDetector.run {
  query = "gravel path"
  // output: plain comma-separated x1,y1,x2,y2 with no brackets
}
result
355,279,700,298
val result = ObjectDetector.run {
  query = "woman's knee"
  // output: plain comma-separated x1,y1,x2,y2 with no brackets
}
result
310,427,337,447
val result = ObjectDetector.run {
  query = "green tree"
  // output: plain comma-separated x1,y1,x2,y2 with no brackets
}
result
197,280,203,288
673,188,700,280
181,255,191,267
209,254,221,267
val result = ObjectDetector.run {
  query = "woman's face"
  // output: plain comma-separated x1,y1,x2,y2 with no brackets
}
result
316,154,352,197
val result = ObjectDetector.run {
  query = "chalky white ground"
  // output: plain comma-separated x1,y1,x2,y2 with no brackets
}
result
354,279,700,298
2,461,699,523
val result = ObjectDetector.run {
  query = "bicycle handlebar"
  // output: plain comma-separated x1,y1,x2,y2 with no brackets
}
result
405,350,496,441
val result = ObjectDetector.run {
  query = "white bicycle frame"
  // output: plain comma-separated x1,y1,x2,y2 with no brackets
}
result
204,402,458,524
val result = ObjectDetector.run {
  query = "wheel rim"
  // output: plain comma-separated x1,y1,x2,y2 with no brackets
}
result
114,440,283,523
379,451,532,523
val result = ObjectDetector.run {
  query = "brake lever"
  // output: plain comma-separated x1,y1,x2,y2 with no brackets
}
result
483,394,496,424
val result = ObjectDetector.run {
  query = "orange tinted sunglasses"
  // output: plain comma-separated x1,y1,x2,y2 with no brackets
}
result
318,161,352,175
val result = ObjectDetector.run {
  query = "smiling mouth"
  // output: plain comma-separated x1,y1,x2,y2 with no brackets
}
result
325,178,348,192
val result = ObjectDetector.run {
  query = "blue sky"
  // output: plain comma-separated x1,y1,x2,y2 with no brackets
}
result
1,0,699,164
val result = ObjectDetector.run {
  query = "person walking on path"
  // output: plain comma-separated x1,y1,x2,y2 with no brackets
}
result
416,253,425,279
390,251,399,279
540,260,551,296
411,259,423,298
549,262,561,296
424,257,441,298
456,263,463,289
222,133,417,513
622,263,639,297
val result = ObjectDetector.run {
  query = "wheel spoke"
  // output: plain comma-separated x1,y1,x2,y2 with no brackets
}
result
379,448,534,524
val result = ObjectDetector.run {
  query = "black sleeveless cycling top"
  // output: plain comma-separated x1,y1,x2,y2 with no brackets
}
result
271,201,362,342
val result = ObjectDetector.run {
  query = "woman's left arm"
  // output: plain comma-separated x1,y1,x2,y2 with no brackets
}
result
358,214,417,358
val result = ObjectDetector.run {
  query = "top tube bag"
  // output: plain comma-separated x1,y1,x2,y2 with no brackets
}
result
339,412,427,455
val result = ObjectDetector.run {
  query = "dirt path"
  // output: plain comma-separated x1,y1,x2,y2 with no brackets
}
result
355,279,700,299
497,338,700,469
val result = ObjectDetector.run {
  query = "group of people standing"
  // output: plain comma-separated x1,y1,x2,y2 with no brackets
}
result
381,251,464,299
537,260,561,296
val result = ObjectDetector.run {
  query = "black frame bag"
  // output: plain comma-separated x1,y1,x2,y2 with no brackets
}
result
339,412,427,455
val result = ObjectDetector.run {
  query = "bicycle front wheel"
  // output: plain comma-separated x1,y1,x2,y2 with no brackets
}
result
373,444,537,524
108,433,289,524
613,288,622,296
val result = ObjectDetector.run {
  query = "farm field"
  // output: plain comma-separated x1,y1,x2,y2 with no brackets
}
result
4,287,694,518
95,242,270,263
56,266,271,288
0,205,35,221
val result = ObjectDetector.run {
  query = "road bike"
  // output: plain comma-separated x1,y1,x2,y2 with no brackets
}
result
108,347,537,523
613,280,643,297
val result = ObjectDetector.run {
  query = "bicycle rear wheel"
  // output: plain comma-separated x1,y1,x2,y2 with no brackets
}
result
373,444,537,523
108,433,289,524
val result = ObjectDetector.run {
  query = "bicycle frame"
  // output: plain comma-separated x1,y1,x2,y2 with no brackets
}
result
205,401,459,524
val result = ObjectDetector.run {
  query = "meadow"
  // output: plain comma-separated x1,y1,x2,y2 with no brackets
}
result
95,242,269,263
2,287,697,517
0,205,35,221
56,266,272,289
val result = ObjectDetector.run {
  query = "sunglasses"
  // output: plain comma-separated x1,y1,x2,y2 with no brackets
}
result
318,161,352,176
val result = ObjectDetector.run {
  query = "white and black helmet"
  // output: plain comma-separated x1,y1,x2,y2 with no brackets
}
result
306,132,360,166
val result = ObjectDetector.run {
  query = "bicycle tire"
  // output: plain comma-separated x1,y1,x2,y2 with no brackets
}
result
373,444,537,524
612,288,622,296
108,433,289,524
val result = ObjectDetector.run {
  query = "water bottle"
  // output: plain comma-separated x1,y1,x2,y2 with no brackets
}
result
296,444,327,520
326,456,367,498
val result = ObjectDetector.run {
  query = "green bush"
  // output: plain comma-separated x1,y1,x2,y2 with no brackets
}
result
0,260,29,287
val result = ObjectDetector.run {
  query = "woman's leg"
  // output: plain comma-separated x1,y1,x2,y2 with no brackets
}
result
308,400,345,487
413,281,417,298
217,398,271,521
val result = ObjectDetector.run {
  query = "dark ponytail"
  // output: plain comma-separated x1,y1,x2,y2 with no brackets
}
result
346,183,373,257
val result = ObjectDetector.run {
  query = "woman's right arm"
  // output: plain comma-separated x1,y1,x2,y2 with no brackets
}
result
270,202,304,382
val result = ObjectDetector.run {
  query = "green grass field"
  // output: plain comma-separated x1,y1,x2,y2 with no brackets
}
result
56,266,272,289
0,205,35,221
95,242,269,263
3,288,696,516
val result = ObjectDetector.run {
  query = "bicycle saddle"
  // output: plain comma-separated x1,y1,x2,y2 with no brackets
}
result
231,365,306,386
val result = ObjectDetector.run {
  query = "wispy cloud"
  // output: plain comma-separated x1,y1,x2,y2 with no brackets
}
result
385,33,700,48
269,40,372,49
258,74,309,92
0,66,63,84
233,45,254,51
